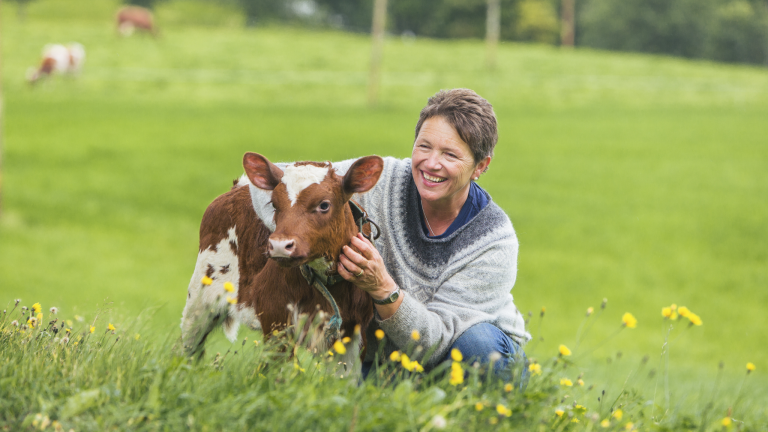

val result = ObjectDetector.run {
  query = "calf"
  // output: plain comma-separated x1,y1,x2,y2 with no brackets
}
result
181,153,383,360
116,6,157,37
27,43,85,84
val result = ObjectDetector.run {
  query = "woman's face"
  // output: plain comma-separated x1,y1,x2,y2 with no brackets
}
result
411,116,490,209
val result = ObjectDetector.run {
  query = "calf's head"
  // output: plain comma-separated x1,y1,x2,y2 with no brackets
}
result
244,153,384,268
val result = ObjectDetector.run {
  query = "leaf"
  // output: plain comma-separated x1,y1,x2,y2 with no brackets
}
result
60,389,101,419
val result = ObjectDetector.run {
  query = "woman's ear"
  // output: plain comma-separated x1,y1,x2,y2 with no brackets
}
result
474,156,491,179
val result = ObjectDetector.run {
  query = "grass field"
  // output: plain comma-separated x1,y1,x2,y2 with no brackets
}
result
1,0,768,429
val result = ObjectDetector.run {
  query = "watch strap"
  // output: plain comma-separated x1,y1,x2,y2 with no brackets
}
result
372,287,400,305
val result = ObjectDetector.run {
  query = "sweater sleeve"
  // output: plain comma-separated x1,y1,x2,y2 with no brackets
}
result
376,239,526,366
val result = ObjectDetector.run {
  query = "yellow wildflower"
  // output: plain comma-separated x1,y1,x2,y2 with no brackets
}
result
449,361,464,386
721,417,732,427
224,282,235,293
342,336,351,344
489,417,498,425
559,345,572,356
555,409,564,417
475,402,484,411
504,383,513,392
541,307,546,316
571,418,579,423
253,340,259,345
451,348,463,362
333,340,346,355
747,362,756,373
560,378,573,386
612,409,623,420
37,313,43,322
108,323,116,331
390,351,401,362
89,326,95,334
670,311,678,320
375,329,385,340
586,307,594,316
75,315,84,322
28,317,38,328
662,307,672,318
497,404,511,417
201,276,213,286
678,306,690,317
135,334,141,341
578,379,585,386
411,330,420,341
625,422,634,431
670,303,677,310
622,312,637,328
65,328,71,334
600,419,611,428
226,296,237,305
687,312,703,326
32,303,41,314
528,363,542,376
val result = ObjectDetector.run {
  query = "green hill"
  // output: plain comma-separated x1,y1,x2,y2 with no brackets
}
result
2,0,767,380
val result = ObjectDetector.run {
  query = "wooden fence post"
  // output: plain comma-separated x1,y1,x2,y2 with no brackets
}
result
486,0,501,69
368,0,388,106
560,0,575,47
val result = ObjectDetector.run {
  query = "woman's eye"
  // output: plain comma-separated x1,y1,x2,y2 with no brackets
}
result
318,201,331,212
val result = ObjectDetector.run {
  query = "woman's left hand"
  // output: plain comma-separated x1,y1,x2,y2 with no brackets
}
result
338,233,398,301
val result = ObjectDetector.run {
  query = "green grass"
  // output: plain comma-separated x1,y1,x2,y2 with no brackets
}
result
1,0,768,429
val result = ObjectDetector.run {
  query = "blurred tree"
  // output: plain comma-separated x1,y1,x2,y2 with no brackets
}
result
516,0,558,44
706,0,768,64
122,0,166,9
239,0,287,26
314,0,373,31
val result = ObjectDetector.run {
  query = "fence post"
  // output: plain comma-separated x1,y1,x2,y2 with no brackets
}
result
560,0,575,47
486,0,500,69
368,0,388,107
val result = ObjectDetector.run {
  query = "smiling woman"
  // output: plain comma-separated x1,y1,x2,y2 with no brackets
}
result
331,89,530,381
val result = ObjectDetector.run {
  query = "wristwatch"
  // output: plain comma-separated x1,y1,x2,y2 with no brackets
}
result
372,287,400,305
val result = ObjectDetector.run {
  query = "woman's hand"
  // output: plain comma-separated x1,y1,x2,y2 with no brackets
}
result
339,233,398,301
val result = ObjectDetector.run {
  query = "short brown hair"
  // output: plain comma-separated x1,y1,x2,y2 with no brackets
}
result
414,88,498,163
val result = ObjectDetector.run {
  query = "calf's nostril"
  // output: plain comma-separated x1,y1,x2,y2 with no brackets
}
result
285,241,294,251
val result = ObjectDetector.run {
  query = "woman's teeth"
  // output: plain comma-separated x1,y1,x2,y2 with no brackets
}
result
423,172,446,183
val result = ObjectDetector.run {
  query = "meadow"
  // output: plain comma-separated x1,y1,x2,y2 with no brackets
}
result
1,0,768,429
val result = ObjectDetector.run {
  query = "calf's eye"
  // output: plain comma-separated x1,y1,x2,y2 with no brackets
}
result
318,201,331,213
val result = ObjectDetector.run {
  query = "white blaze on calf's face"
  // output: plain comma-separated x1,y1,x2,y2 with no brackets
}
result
281,164,330,206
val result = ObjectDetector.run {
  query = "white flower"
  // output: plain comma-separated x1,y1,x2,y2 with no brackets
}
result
11,320,19,327
50,307,58,314
431,415,447,429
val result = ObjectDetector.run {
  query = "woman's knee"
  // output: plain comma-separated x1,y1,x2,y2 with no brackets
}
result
450,323,524,366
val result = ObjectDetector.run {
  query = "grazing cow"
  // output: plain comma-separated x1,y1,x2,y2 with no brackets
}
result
116,6,157,37
181,153,384,361
27,43,85,84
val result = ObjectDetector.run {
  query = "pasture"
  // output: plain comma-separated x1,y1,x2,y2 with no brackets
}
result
1,0,768,429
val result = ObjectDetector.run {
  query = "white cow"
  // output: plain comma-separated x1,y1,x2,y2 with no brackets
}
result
27,43,86,84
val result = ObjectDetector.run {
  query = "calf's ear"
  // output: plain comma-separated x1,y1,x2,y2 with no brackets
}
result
343,156,384,195
243,152,284,190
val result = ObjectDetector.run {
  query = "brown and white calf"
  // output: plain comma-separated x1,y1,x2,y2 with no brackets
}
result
116,6,157,37
27,43,85,84
180,153,383,359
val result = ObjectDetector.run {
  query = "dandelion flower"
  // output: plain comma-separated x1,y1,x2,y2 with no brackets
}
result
354,325,361,335
612,409,623,420
430,414,447,429
560,378,573,386
108,323,116,332
687,312,703,326
49,307,58,314
504,383,513,392
497,404,511,417
528,363,542,376
28,317,38,328
201,276,213,286
375,329,385,340
489,417,498,425
451,348,463,362
333,340,347,354
624,422,634,431
578,379,585,386
32,303,41,314
662,307,672,318
253,340,259,345
475,402,484,411
75,315,84,322
554,409,564,417
390,351,401,362
721,417,732,427
449,361,464,386
540,307,546,316
571,418,579,423
411,330,420,341
89,326,95,333
226,296,237,305
559,344,572,356
601,419,611,428
622,312,637,329
586,307,594,316
342,336,351,344
678,306,690,317
11,320,19,327
747,362,756,373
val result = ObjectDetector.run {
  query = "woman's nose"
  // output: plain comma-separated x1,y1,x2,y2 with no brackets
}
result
425,152,442,170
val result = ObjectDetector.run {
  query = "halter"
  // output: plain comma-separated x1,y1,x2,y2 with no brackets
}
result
299,200,380,345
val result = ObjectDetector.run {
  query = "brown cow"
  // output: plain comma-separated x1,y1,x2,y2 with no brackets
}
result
116,6,157,37
180,154,383,363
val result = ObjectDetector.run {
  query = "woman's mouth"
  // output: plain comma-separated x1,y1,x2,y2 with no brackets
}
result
422,171,446,183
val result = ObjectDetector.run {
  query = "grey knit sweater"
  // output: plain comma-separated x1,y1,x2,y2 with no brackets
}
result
250,157,530,366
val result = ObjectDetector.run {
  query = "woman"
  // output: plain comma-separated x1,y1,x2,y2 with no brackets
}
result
335,88,530,377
